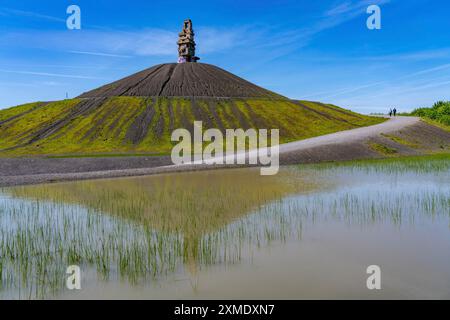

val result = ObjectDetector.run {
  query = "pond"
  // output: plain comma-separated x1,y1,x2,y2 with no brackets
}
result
0,156,449,299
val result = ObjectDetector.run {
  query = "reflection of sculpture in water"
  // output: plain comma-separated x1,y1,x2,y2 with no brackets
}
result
177,19,200,63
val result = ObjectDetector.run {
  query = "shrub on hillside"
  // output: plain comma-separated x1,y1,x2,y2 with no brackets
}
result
411,101,450,126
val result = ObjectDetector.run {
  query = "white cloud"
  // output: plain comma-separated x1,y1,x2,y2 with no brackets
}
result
41,81,64,86
325,0,391,17
0,69,104,80
303,80,387,100
234,0,393,66
301,62,450,101
324,1,355,17
68,50,132,58
0,7,65,23
0,1,392,61
0,27,245,58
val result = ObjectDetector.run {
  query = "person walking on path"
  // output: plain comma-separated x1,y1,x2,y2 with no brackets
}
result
389,109,393,117
393,108,397,117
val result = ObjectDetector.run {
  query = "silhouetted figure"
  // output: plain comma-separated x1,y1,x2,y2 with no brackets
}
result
393,108,397,117
389,109,392,117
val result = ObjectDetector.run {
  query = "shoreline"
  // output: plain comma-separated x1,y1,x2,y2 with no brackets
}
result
1,117,449,188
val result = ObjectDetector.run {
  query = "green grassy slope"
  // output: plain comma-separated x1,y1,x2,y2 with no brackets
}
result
0,97,385,156
0,102,46,123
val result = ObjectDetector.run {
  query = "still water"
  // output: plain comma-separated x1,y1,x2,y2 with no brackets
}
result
0,156,449,299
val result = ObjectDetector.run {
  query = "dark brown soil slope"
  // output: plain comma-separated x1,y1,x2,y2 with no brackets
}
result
78,63,283,99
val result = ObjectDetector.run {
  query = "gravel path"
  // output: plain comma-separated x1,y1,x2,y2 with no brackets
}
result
0,117,422,187
280,116,420,152
183,116,420,165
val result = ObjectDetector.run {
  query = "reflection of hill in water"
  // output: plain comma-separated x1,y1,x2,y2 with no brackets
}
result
5,167,322,289
9,168,320,236
3,156,448,299
1,167,324,298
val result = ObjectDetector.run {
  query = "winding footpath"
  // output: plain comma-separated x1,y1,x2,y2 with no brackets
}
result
0,116,421,187
280,116,419,153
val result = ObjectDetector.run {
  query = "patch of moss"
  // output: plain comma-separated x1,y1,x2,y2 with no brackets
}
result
369,142,398,155
381,133,420,148
0,102,43,122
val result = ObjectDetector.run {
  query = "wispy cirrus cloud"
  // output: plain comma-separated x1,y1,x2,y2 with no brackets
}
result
41,80,65,86
399,63,450,78
302,80,387,100
67,50,132,58
233,0,393,66
303,62,450,102
337,75,450,111
0,69,105,80
374,48,450,61
0,27,242,58
325,1,355,16
0,7,65,23
0,7,257,59
319,0,390,29
0,1,392,61
324,0,390,17
300,48,450,64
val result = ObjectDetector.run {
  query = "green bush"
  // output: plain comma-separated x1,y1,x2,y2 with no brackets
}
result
411,101,450,126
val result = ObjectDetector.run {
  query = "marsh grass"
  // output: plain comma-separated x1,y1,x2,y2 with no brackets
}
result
305,153,450,173
0,156,448,299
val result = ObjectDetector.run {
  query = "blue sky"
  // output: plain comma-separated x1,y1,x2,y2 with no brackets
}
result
0,0,449,113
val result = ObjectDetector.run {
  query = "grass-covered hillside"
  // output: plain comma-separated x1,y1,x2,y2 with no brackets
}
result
0,97,384,157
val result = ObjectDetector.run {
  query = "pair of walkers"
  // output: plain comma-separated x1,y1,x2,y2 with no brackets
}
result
389,108,397,117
